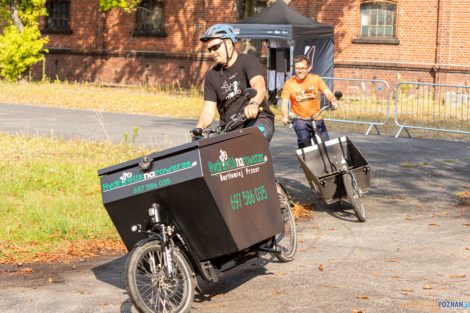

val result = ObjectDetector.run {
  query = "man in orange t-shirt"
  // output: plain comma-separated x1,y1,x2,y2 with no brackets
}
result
281,55,338,148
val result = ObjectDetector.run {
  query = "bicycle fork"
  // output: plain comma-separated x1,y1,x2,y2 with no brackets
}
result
340,158,365,197
148,203,176,280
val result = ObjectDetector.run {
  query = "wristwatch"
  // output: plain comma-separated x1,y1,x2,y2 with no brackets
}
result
249,100,260,106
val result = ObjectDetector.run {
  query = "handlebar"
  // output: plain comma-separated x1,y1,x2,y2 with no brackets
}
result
191,87,261,140
191,107,263,140
287,104,334,126
287,91,342,126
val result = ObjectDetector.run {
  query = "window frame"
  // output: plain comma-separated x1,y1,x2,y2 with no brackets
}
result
353,0,399,45
133,0,167,37
42,0,72,34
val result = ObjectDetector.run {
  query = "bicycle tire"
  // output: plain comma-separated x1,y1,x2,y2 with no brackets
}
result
274,181,297,262
342,172,367,222
125,240,194,313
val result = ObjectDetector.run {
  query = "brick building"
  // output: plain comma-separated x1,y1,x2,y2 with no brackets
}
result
34,0,470,88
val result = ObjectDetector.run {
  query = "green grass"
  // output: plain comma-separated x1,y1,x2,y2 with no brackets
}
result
0,80,204,118
0,132,154,263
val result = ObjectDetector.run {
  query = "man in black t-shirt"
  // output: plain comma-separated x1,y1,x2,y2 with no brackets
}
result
194,24,275,142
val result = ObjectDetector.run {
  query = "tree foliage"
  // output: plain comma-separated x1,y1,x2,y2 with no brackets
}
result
98,0,141,13
0,0,141,81
0,0,48,81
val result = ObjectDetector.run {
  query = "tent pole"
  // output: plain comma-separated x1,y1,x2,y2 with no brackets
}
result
289,43,294,77
266,40,270,94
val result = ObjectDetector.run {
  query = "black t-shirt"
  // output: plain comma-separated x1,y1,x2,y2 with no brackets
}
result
203,54,274,126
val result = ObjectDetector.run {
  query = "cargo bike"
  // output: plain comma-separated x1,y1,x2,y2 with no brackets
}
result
289,92,371,222
98,102,297,313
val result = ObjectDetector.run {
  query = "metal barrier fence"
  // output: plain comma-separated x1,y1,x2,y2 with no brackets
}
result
395,82,470,138
320,77,390,135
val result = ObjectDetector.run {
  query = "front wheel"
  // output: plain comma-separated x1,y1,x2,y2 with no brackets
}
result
125,240,194,313
274,181,297,262
342,172,367,222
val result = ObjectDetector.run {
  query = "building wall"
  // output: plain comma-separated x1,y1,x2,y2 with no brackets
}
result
32,0,470,88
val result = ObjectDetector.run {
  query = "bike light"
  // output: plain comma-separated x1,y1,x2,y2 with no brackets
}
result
131,224,142,232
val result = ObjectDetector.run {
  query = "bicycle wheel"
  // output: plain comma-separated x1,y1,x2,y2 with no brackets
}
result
125,240,194,313
342,172,367,222
274,181,297,262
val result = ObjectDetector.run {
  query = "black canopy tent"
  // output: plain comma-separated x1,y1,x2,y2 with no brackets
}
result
229,0,335,95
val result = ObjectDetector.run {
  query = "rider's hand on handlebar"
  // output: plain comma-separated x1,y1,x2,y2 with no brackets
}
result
244,101,260,119
190,128,203,141
330,99,339,110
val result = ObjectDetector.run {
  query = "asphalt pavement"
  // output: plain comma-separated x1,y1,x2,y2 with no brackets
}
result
0,103,469,313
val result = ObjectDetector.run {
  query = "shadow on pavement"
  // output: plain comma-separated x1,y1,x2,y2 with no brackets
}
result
92,255,127,290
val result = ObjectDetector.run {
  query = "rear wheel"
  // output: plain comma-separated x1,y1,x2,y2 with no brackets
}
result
125,240,194,313
342,172,367,222
274,181,297,262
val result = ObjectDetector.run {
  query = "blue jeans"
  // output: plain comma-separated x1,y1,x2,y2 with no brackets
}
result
293,119,330,149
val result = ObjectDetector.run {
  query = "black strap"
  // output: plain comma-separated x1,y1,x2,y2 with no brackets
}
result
313,126,337,173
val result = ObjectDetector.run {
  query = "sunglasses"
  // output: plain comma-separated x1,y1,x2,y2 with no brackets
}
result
208,41,223,53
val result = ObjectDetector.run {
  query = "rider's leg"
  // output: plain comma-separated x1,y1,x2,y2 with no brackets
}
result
293,119,313,149
245,116,275,143
314,119,330,142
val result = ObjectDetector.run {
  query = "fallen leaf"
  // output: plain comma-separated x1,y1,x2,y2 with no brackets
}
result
465,247,470,250
438,287,446,290
20,268,33,274
318,264,324,271
275,272,286,277
449,275,466,278
98,303,107,306
401,289,413,292
388,260,400,263
374,273,380,277
297,239,304,243
48,278,53,283
429,223,440,226
352,310,365,313
423,285,433,289
328,228,338,231
392,275,400,278
272,290,282,296
312,226,320,229
442,212,450,215
425,291,434,296
72,265,76,270
463,223,470,226
405,216,413,220
357,296,368,300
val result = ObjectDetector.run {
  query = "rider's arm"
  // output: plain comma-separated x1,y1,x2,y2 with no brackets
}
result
322,89,339,109
244,75,266,119
280,98,290,125
196,100,217,129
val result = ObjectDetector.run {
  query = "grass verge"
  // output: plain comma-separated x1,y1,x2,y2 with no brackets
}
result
0,132,155,264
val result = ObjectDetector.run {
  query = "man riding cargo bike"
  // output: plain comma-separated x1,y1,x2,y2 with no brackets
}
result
98,24,297,313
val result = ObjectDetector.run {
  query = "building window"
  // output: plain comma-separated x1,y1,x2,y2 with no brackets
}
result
353,1,399,44
134,0,166,37
43,0,72,34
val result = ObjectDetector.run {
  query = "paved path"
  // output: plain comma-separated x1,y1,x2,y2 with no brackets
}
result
0,103,469,313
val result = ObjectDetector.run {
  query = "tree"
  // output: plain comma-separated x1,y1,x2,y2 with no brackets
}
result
0,0,140,81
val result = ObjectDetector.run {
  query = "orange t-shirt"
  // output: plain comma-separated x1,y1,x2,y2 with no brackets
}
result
281,74,329,119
